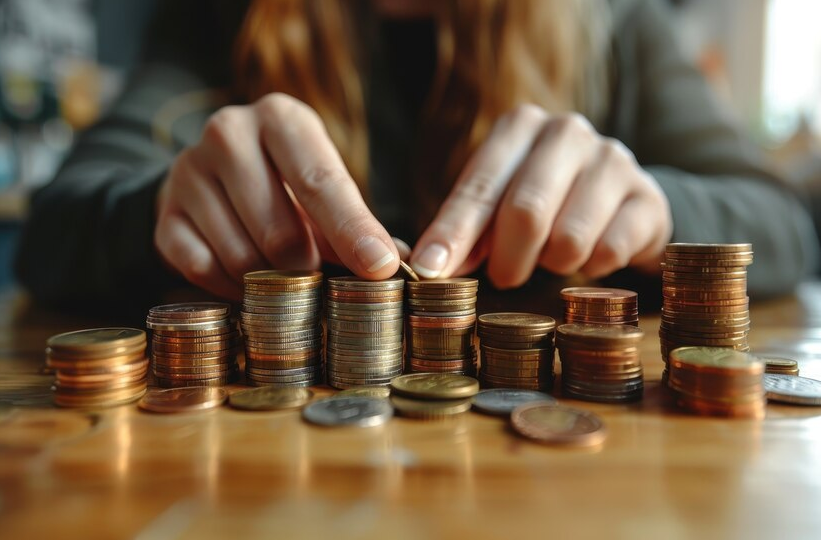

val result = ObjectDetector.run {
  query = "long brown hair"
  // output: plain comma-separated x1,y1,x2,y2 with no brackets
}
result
234,0,611,224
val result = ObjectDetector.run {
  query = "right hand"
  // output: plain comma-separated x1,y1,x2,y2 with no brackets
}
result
155,93,400,300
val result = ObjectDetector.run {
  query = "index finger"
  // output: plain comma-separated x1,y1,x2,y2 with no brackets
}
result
257,94,398,278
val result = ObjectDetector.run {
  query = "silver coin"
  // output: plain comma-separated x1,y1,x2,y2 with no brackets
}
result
764,374,821,405
302,396,393,427
471,389,557,415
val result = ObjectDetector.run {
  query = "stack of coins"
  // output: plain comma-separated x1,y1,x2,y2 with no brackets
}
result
326,277,405,388
477,313,556,391
557,323,645,403
46,328,148,408
390,373,478,420
561,287,639,326
406,278,479,375
668,346,765,418
241,270,324,387
659,243,753,381
147,303,239,388
762,356,799,376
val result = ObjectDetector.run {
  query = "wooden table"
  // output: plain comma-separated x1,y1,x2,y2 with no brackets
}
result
1,284,820,540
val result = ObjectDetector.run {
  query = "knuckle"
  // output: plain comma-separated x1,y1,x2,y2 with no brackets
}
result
506,190,549,240
451,172,501,211
299,165,351,201
507,103,549,126
202,106,244,150
550,224,589,265
257,92,318,124
599,138,632,164
591,241,629,273
553,112,595,137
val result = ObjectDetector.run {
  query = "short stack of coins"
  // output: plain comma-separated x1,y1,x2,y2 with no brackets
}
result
406,278,479,375
668,346,765,418
390,373,478,420
762,356,799,376
147,303,239,388
561,287,639,326
477,313,556,391
326,277,405,388
659,243,753,382
557,323,645,403
241,270,324,387
47,328,148,407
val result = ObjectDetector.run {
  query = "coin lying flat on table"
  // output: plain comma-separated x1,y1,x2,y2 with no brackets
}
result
472,389,557,416
302,396,393,427
390,394,472,419
764,374,821,405
762,357,800,376
511,402,606,447
229,386,314,411
138,386,227,413
336,387,391,399
390,373,480,400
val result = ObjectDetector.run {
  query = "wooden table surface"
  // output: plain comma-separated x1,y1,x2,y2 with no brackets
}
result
1,283,820,540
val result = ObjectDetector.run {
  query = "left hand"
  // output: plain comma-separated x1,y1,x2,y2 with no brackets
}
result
409,105,673,288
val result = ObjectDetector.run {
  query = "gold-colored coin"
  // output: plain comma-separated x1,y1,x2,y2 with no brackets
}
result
47,328,145,352
397,260,420,282
390,373,479,399
390,395,472,419
138,387,227,413
228,386,313,411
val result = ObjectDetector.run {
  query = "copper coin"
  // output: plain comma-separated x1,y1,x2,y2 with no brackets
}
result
138,387,227,412
510,403,606,446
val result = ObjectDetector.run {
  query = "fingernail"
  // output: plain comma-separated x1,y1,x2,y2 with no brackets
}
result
412,243,449,279
355,236,396,273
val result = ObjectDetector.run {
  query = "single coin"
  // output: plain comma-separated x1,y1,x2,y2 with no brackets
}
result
397,260,421,282
390,373,480,399
560,287,637,303
148,302,229,320
478,312,556,332
471,389,557,415
390,395,472,419
764,374,821,405
228,386,313,411
47,328,145,352
302,396,393,427
336,387,392,399
665,243,752,254
510,403,606,446
138,386,227,413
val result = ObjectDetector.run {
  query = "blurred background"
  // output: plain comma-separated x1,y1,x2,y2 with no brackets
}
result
0,0,819,291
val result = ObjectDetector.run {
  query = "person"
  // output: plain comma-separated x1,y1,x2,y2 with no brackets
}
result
14,0,819,310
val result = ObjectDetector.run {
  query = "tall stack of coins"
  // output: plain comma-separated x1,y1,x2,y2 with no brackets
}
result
557,323,644,403
668,346,765,418
477,313,556,391
46,328,148,407
660,243,753,381
561,287,639,326
147,303,239,387
326,277,405,388
406,278,479,375
241,270,324,387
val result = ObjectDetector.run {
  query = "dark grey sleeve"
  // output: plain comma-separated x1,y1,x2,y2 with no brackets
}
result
608,0,819,297
14,64,224,310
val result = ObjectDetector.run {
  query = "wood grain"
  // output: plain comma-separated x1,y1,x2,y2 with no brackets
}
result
1,284,820,540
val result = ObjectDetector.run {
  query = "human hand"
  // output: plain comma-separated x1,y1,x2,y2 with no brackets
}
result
410,105,673,288
155,93,399,299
